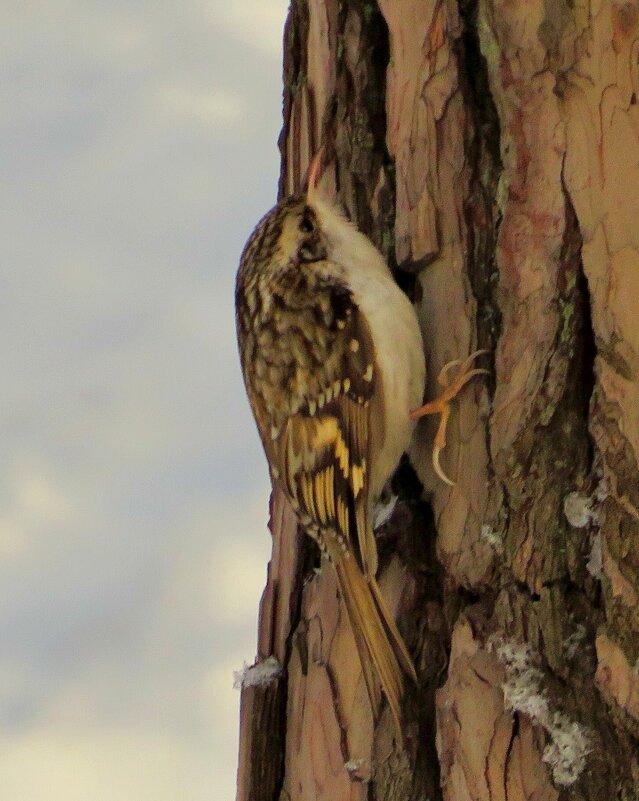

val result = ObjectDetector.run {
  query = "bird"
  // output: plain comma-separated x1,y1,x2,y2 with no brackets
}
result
235,151,486,738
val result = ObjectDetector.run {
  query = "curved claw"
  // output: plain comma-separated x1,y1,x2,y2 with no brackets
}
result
466,348,491,360
437,358,462,387
433,446,455,487
456,367,490,389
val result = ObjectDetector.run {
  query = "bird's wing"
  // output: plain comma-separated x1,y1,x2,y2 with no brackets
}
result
276,293,381,578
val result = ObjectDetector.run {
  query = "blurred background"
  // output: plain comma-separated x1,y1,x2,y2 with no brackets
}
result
1,1,289,798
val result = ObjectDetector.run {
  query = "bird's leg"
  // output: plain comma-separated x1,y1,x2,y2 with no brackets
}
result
410,349,489,486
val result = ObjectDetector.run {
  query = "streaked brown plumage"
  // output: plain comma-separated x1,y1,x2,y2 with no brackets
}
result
235,155,486,740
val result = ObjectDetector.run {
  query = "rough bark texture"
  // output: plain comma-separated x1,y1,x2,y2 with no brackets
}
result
236,1,639,799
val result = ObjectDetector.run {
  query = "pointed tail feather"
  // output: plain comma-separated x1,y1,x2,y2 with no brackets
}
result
369,577,418,684
328,542,415,737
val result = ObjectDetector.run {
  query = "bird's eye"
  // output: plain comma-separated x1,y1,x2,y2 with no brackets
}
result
299,214,314,233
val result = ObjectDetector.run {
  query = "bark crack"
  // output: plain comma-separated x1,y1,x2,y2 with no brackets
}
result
502,712,519,798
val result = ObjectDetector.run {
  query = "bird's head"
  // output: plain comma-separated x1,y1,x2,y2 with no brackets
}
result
275,195,327,265
238,151,335,283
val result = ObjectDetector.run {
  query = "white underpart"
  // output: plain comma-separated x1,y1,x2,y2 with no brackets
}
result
311,196,426,500
373,492,398,530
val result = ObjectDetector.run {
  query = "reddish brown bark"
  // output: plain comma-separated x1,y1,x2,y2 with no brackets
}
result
236,1,639,799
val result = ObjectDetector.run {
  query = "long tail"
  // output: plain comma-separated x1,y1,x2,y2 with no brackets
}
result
328,543,417,738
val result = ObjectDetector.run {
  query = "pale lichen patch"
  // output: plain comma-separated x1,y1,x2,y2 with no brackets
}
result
563,491,599,528
492,638,592,788
233,656,283,689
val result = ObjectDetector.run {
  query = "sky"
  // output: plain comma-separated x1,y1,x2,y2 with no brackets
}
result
1,2,289,799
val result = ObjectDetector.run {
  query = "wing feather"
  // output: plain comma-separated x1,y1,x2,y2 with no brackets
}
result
276,297,380,577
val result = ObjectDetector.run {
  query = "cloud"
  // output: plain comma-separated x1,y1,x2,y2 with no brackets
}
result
162,489,272,629
0,470,79,562
0,724,235,801
156,85,246,127
207,0,290,57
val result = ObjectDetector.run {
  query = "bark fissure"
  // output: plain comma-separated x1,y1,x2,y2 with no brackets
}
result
333,0,395,255
378,459,446,801
456,0,503,356
503,711,519,798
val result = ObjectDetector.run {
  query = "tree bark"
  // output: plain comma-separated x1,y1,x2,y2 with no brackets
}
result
236,1,639,799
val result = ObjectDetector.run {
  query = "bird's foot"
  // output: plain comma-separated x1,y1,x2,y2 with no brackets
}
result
410,349,489,486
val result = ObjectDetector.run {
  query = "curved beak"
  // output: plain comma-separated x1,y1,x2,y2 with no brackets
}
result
305,147,324,203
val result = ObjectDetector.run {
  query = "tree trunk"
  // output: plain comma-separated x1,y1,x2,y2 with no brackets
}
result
236,1,639,799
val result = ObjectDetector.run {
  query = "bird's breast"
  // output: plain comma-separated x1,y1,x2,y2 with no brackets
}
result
348,271,425,498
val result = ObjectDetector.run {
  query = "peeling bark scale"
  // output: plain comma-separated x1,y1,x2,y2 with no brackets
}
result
236,2,639,799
